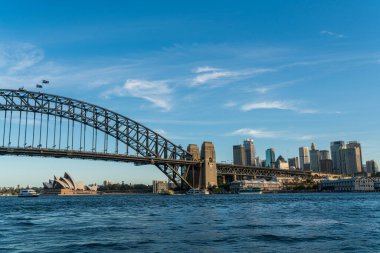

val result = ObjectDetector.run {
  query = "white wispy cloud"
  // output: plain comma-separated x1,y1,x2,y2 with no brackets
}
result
241,101,293,111
192,69,238,85
241,101,318,114
320,30,346,39
253,80,299,94
223,101,237,108
193,66,220,73
297,135,314,141
0,43,44,73
191,66,273,86
103,79,173,111
230,128,277,138
254,87,271,94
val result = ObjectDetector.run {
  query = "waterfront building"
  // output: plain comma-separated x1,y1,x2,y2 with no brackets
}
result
309,143,321,171
320,159,334,173
276,155,289,170
42,172,97,195
243,139,256,166
319,177,374,192
366,160,379,175
233,145,246,165
152,180,168,193
374,180,380,191
288,157,299,170
265,148,276,168
299,147,310,171
230,179,282,193
320,150,331,160
330,141,345,174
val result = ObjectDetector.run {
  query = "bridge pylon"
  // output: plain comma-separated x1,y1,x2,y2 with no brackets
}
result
185,141,217,190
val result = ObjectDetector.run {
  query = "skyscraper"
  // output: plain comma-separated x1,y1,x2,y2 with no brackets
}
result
320,150,331,160
276,155,289,170
299,147,310,171
344,145,362,175
288,157,299,170
320,159,333,173
243,139,256,166
346,141,363,171
366,160,379,175
330,141,345,174
233,145,246,165
255,157,261,168
265,148,276,168
309,143,321,171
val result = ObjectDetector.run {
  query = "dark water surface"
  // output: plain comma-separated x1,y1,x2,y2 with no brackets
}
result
1,193,380,252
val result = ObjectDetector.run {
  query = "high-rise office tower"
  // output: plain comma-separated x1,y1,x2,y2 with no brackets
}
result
320,150,331,160
276,155,289,170
299,147,310,170
366,160,379,175
309,143,321,171
330,141,345,174
265,148,276,168
255,157,261,168
320,159,333,173
233,145,246,165
243,139,256,166
288,157,299,170
347,141,363,171
344,145,362,175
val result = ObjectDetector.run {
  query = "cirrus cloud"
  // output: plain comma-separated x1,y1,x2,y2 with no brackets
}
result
230,128,278,138
103,79,173,111
241,101,317,114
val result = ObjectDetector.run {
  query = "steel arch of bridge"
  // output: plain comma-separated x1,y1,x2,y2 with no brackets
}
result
0,89,197,189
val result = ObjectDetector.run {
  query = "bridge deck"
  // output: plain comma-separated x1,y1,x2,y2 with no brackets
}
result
216,163,311,177
0,147,199,166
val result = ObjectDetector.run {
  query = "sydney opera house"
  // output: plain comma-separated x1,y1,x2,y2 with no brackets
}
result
42,172,97,195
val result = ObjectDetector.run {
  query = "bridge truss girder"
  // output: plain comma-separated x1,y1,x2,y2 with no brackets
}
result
0,89,195,189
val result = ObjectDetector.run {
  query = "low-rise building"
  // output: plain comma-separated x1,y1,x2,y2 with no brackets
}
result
319,177,374,192
152,180,168,193
230,179,282,193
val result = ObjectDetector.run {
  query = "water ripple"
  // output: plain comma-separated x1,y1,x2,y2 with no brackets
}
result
1,193,380,252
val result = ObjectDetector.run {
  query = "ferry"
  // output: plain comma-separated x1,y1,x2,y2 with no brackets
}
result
239,187,262,194
18,189,39,197
186,188,210,195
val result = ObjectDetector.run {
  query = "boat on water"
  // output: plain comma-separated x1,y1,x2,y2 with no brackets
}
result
159,189,175,195
239,187,262,194
18,189,39,197
186,188,210,195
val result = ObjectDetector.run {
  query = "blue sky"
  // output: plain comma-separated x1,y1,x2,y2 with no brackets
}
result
0,0,379,186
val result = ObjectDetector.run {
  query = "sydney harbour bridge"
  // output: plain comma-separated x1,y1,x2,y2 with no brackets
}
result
0,89,313,190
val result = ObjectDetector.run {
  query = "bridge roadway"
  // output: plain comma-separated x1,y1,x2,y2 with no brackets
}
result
0,147,199,166
0,147,310,178
216,163,310,178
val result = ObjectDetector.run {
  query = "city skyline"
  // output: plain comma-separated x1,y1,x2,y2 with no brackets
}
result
0,1,380,186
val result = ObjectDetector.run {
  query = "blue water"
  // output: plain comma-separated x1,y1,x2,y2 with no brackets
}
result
1,193,380,252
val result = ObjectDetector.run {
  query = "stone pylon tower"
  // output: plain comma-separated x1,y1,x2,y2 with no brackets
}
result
201,141,217,189
186,144,201,188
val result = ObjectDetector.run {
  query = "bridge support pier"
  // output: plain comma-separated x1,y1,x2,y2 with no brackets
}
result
201,142,217,189
186,141,217,189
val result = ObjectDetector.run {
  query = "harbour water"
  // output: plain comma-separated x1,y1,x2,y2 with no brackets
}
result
1,193,380,252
